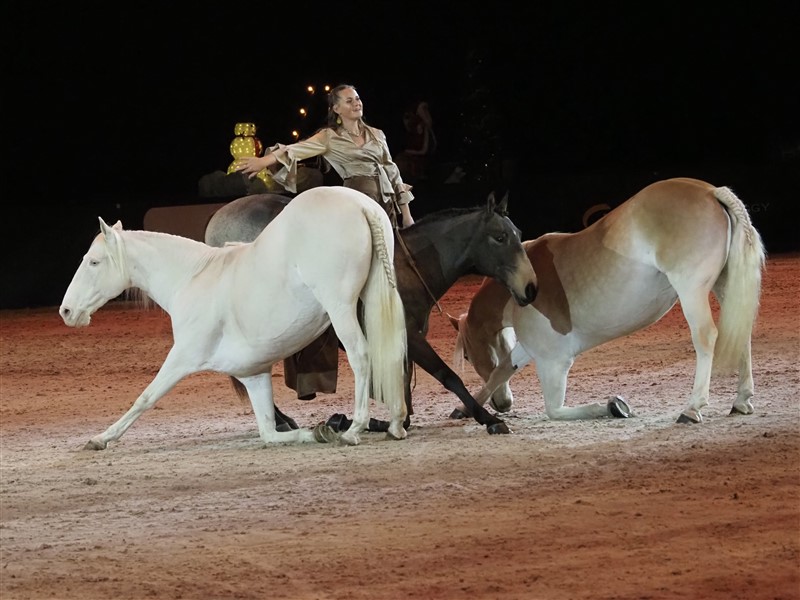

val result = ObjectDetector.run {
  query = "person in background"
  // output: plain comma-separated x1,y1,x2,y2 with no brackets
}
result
236,83,414,229
397,100,436,182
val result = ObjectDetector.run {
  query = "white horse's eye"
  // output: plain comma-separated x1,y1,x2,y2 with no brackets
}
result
89,259,99,266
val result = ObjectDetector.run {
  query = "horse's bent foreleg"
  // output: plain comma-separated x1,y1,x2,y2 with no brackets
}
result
537,357,611,420
482,327,518,413
452,346,526,424
450,358,517,426
406,336,508,434
231,376,298,431
238,374,318,444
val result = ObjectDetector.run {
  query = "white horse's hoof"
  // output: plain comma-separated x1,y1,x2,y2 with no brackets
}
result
608,395,632,418
677,411,703,424
339,431,361,446
730,400,754,415
386,427,407,441
84,439,107,451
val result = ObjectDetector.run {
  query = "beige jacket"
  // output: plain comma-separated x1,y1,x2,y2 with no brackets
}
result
270,125,413,206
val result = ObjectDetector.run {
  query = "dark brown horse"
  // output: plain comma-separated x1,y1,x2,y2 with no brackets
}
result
204,192,537,435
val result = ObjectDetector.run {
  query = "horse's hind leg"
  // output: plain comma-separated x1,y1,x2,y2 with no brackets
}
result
231,375,297,431
730,338,755,415
237,374,318,445
712,278,756,416
328,315,372,446
675,291,717,424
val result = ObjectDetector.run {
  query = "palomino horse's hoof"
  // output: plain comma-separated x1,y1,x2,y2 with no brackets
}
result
486,422,511,435
488,399,512,413
449,408,469,420
608,395,632,418
313,423,340,444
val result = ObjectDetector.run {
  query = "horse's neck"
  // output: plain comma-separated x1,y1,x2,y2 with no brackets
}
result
124,231,213,309
399,216,474,295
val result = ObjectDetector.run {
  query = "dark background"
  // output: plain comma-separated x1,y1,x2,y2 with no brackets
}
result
3,2,798,309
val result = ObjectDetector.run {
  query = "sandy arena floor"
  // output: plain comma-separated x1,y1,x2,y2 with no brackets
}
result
1,254,798,600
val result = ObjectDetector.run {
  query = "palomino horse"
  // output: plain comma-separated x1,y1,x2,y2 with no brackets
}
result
59,187,408,448
204,192,538,435
450,177,765,423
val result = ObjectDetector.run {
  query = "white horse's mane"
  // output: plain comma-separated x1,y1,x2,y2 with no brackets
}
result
111,228,216,310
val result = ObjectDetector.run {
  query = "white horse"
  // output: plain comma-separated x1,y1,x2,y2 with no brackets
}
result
450,177,766,423
59,186,408,448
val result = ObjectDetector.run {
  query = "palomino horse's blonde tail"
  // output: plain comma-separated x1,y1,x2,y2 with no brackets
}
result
712,186,767,373
362,209,407,414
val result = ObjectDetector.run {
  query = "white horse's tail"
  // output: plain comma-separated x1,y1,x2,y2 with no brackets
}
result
362,210,408,413
713,186,767,373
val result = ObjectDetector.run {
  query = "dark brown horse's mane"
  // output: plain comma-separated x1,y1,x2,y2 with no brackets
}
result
414,204,493,225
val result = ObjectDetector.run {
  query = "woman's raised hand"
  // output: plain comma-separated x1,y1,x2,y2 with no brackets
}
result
234,156,267,179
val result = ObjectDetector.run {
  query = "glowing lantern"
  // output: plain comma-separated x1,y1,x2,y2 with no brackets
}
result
227,122,281,191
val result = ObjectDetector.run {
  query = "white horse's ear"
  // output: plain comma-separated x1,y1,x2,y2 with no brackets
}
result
98,218,121,254
98,218,124,235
